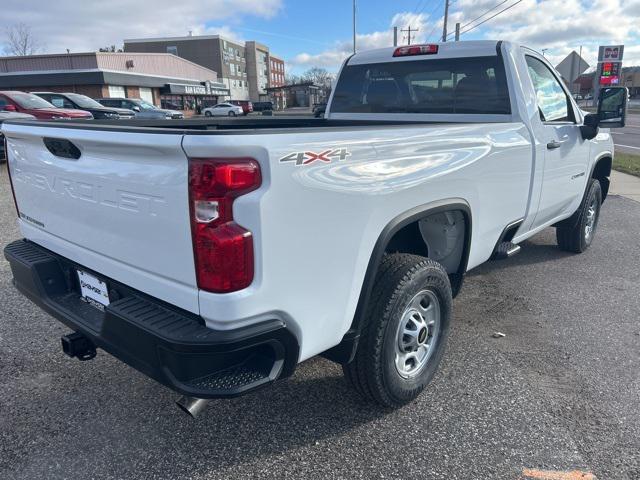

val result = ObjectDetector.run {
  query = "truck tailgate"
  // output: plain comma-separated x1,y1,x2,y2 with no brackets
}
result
3,123,199,313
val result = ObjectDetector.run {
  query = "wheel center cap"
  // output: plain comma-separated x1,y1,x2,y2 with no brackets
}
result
418,327,428,344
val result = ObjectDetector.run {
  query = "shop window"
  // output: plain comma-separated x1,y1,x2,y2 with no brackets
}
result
161,95,183,110
139,87,154,104
108,85,126,98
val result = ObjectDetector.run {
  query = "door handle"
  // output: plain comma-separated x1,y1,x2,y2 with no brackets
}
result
547,140,562,150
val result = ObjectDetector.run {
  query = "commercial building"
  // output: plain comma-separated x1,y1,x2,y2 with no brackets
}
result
266,82,325,109
124,35,286,104
0,52,228,116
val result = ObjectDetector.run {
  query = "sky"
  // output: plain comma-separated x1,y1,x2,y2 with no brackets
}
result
1,0,639,75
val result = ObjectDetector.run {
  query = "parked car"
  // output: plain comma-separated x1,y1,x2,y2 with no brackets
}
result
202,103,244,117
96,98,184,119
33,92,135,119
252,101,273,112
0,111,35,161
0,91,93,120
229,100,253,115
313,102,327,118
1,41,627,415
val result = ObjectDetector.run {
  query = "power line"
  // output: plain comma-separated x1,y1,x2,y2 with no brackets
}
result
449,0,511,37
456,0,523,37
416,0,437,15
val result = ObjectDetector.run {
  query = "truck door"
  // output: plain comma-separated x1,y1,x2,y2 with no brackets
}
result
525,54,590,228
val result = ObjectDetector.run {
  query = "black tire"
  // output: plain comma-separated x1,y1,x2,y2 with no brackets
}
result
228,111,236,117
204,111,212,117
556,178,602,253
343,253,452,408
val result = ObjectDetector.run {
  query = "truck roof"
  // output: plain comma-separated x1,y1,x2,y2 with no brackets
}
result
347,40,506,65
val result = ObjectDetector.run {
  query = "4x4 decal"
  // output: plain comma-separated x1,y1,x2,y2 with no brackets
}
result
279,148,351,166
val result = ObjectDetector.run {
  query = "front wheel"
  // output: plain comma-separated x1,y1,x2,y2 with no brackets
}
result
343,254,452,408
204,111,212,117
556,178,602,253
228,111,237,117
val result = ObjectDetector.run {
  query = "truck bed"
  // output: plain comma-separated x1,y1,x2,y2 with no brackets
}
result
3,116,435,134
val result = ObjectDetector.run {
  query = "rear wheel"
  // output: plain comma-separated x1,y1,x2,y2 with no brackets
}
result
556,179,602,253
228,111,237,117
204,111,212,117
343,254,452,408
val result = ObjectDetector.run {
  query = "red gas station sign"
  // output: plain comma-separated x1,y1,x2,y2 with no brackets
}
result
600,61,621,86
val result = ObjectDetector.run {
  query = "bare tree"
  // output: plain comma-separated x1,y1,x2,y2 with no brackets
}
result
5,23,39,56
301,67,334,87
98,45,123,53
285,73,303,85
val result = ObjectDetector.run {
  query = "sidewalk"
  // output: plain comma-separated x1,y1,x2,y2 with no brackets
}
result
610,169,640,202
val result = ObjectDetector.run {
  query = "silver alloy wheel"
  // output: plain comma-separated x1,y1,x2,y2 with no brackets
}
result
394,289,441,379
585,197,598,242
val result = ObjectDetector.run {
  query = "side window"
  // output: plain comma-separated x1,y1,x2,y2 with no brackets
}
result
0,96,8,107
50,96,74,109
525,55,571,122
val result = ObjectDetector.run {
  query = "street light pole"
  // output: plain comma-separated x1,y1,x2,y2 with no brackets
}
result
353,0,357,54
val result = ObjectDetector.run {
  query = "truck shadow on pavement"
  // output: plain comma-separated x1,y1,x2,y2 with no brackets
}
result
473,239,577,274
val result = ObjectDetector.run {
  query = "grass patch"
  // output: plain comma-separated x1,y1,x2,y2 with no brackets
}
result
613,152,640,177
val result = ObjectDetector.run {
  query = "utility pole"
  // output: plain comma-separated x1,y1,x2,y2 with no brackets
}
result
352,0,357,54
442,0,450,42
577,45,583,98
393,26,398,47
401,26,418,45
455,22,460,41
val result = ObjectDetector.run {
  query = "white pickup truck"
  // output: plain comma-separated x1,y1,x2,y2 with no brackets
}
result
2,41,628,415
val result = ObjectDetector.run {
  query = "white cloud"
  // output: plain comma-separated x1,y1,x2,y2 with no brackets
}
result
453,0,640,66
292,0,640,71
291,11,436,69
0,0,282,53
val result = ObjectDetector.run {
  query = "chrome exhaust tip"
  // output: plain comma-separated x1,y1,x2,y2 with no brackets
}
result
176,396,209,418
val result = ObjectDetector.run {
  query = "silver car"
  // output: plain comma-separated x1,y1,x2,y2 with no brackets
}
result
1,111,35,161
96,98,184,119
203,103,244,117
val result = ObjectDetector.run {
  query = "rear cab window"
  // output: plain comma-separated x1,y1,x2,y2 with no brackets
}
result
331,56,511,115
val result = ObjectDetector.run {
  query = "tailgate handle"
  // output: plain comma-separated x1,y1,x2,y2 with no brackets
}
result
43,137,81,160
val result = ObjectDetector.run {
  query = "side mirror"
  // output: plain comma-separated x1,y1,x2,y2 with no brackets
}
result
2,104,17,112
597,86,628,128
132,106,140,112
580,113,600,141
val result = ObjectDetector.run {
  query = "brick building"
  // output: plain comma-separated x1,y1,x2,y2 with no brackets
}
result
269,55,286,109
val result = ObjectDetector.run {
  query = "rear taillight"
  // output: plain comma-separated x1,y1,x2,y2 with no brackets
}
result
4,135,20,216
393,44,439,57
188,158,261,293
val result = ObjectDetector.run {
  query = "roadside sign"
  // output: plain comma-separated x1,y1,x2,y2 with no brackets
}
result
594,45,625,104
598,45,624,62
556,51,589,84
600,62,622,86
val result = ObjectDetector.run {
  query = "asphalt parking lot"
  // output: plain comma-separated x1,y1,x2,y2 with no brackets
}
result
0,168,638,480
